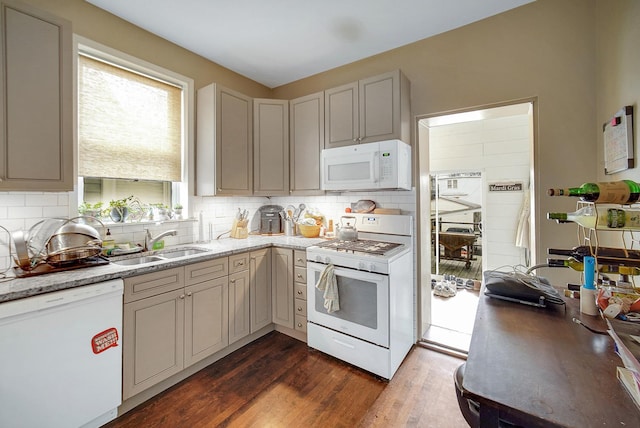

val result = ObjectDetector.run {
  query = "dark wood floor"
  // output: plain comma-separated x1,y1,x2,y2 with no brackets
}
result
105,332,468,428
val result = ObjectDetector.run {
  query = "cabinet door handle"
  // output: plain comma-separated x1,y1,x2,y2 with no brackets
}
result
296,258,303,263
297,290,303,295
296,274,303,279
230,279,236,284
297,323,303,328
187,292,192,297
179,294,185,299
297,307,303,312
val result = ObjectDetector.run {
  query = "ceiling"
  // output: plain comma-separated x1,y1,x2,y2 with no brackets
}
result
87,0,535,88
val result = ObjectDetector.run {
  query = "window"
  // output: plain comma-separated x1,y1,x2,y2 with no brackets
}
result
76,38,193,216
447,179,458,189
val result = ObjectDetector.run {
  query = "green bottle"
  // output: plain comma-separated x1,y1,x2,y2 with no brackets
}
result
547,180,640,204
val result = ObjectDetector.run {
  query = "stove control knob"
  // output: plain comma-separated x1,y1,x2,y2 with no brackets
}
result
358,262,366,271
315,255,322,262
324,257,331,264
369,263,376,272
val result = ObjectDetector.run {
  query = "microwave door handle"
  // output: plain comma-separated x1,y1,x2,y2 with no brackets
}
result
372,152,380,183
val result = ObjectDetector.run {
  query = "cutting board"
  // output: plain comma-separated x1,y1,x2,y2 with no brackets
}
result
373,208,402,215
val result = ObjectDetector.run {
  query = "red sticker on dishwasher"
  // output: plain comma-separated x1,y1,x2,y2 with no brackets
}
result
91,328,119,354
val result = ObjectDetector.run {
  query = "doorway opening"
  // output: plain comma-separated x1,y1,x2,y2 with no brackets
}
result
417,101,535,356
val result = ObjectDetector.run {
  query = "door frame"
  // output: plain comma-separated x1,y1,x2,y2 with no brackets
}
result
414,98,538,338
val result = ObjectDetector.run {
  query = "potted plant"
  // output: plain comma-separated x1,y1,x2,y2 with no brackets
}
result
78,201,103,218
173,203,183,219
109,195,133,222
151,203,170,221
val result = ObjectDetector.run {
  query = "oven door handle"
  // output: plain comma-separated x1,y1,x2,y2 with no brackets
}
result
307,261,387,281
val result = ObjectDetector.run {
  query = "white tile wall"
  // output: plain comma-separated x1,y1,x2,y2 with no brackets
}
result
0,191,195,272
191,190,416,241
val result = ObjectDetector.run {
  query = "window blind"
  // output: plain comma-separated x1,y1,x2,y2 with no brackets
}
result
78,55,182,182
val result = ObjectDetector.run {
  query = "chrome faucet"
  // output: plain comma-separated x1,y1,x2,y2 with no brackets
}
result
144,229,178,251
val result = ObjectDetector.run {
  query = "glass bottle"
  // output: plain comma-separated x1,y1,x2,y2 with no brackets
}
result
548,246,640,260
547,257,640,275
547,205,640,230
547,180,640,204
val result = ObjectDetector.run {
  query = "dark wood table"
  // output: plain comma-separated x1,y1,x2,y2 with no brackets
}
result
433,232,476,268
463,291,640,427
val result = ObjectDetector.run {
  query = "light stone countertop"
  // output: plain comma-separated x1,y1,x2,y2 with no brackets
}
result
0,235,324,303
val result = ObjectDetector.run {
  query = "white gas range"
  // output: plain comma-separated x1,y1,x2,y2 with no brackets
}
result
306,213,414,380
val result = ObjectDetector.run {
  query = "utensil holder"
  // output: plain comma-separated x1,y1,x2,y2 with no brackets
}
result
284,220,294,236
230,219,248,239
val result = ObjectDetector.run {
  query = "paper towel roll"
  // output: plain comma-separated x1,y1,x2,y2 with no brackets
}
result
198,211,204,242
580,286,598,316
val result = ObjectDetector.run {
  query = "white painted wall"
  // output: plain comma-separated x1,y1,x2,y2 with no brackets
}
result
428,111,532,271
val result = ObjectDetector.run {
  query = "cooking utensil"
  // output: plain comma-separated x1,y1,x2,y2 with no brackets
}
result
286,205,295,220
27,218,67,261
12,230,31,270
45,221,103,266
336,216,358,241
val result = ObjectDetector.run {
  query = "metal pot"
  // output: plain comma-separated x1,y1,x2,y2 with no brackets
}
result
336,216,358,241
45,222,102,266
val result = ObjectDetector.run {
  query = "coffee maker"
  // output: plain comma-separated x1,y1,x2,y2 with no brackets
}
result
259,205,283,235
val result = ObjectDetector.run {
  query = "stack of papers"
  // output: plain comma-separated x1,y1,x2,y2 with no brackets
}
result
608,319,640,409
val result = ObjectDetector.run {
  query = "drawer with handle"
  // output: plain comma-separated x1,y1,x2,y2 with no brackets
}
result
295,298,307,317
295,315,307,333
294,250,307,267
294,266,307,284
295,283,307,300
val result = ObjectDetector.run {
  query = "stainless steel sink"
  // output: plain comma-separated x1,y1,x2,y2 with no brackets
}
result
157,248,210,259
111,247,210,265
112,255,166,266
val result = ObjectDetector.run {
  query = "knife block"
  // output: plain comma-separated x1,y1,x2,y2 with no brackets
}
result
230,219,248,239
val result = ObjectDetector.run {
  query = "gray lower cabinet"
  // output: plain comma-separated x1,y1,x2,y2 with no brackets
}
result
0,0,73,191
229,249,272,343
184,275,228,367
250,248,272,332
272,247,294,328
123,258,229,400
228,253,250,345
293,250,308,333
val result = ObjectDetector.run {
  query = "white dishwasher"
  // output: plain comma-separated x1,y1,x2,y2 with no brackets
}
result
0,279,124,428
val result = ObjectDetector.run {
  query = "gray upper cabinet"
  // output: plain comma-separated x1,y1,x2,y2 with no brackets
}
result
253,98,289,196
0,0,73,191
324,69,410,148
289,92,324,195
196,83,253,196
324,81,358,148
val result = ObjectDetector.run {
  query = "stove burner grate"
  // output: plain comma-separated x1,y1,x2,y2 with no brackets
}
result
316,239,402,255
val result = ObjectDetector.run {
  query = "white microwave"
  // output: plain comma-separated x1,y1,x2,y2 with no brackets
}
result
321,140,411,191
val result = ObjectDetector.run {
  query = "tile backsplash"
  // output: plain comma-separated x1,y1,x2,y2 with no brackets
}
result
192,190,416,240
1,189,415,272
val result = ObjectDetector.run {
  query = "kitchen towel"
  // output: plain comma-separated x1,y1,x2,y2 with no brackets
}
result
315,264,339,313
